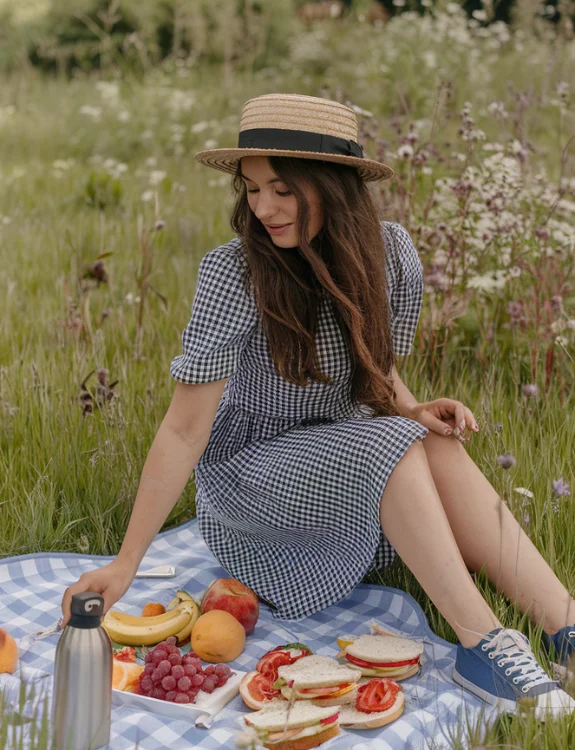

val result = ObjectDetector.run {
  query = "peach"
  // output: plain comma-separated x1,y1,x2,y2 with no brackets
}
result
200,578,259,635
0,628,18,674
191,610,246,663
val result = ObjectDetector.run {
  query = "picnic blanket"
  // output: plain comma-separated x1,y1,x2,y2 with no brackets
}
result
0,518,498,749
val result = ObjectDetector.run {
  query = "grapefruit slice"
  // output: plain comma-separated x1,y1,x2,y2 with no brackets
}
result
112,660,144,692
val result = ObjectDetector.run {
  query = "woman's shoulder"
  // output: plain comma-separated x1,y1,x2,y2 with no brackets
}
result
200,235,248,274
380,220,421,268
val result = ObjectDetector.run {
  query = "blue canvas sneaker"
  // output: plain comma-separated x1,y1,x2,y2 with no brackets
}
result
542,625,575,667
452,627,575,720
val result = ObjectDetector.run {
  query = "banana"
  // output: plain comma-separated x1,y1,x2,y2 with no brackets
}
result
166,589,196,612
173,599,201,644
106,609,183,627
103,606,192,646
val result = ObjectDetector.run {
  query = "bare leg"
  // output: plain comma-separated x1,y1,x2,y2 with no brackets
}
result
422,431,575,634
379,441,502,647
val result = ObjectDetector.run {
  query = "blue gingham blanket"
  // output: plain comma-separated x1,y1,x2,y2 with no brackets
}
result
0,518,498,749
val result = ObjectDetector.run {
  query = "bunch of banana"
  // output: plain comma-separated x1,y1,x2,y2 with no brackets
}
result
103,590,201,646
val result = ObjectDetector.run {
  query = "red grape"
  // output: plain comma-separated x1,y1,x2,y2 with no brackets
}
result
144,664,155,675
144,652,154,664
214,665,231,677
140,676,153,693
183,664,197,678
151,649,168,665
161,675,176,691
158,660,171,676
201,679,217,694
168,652,182,667
177,676,191,692
151,669,163,683
166,636,177,645
204,665,215,676
172,665,184,679
182,654,196,665
165,644,179,655
191,673,205,687
152,687,167,700
175,693,190,704
165,690,177,702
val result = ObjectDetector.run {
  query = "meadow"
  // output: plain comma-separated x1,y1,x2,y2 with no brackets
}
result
1,0,575,746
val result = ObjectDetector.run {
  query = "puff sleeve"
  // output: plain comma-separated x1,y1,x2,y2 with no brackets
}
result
385,222,424,356
170,246,258,384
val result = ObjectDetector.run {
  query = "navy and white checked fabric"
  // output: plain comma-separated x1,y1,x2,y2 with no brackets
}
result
170,222,429,621
0,519,498,749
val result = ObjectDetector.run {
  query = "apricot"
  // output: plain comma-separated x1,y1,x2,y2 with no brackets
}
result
141,602,166,617
0,628,18,674
191,610,246,663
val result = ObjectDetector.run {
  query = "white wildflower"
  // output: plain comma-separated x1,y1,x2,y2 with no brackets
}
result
514,488,534,499
117,110,131,123
397,144,414,160
141,190,155,202
472,9,488,21
203,138,218,149
79,105,102,120
96,81,120,106
191,121,209,134
149,170,167,186
145,157,157,167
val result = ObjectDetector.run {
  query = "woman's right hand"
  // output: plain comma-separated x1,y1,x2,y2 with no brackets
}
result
61,561,135,627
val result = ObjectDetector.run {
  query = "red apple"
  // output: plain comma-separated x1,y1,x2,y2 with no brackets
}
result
200,578,259,635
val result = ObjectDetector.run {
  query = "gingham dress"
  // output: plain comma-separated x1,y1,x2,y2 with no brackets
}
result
170,220,429,621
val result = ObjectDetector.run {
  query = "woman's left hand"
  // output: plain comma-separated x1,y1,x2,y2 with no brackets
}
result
405,398,479,437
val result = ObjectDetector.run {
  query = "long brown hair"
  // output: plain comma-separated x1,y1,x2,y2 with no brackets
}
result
230,155,399,418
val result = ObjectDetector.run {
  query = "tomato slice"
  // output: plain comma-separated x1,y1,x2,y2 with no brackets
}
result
356,678,402,714
256,650,293,681
345,653,419,669
256,645,311,680
247,673,283,703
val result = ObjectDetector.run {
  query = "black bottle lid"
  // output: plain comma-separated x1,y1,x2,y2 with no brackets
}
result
69,592,105,629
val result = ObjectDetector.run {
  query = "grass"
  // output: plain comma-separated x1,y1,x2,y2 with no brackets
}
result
1,1,575,746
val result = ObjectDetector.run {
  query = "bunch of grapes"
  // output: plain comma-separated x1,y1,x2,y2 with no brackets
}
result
137,636,233,704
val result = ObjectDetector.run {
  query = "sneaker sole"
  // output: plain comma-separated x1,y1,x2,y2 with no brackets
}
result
452,667,518,714
452,667,574,721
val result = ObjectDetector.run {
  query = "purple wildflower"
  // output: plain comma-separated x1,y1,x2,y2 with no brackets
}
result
552,478,570,497
522,384,538,398
494,422,503,432
498,454,517,469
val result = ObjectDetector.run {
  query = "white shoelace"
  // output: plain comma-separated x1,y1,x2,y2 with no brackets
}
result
481,629,553,694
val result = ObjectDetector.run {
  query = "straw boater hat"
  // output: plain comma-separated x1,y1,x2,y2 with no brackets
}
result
194,93,394,183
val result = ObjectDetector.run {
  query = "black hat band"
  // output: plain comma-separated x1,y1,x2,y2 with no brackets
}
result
237,128,364,159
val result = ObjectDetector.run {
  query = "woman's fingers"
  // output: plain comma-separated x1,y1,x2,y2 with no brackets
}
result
417,408,455,436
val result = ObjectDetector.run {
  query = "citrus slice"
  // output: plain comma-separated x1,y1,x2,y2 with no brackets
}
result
336,634,356,650
112,660,144,692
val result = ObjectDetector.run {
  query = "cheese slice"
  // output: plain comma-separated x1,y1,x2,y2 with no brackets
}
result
266,723,336,742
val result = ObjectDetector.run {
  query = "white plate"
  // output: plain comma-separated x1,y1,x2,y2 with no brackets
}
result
112,668,247,728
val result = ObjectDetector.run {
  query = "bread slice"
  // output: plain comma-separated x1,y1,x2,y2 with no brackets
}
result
338,690,405,728
344,634,424,663
244,700,338,732
277,654,362,689
260,722,340,750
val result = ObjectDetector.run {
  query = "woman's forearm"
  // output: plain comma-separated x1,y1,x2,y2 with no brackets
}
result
392,365,419,418
114,420,209,575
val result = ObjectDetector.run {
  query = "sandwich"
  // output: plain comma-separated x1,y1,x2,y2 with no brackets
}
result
240,644,313,710
243,700,340,749
273,654,362,706
339,633,423,679
338,677,405,729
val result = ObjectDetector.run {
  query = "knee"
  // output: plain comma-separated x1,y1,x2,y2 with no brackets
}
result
422,430,466,459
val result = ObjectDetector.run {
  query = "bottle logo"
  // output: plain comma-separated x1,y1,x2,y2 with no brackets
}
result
85,598,101,612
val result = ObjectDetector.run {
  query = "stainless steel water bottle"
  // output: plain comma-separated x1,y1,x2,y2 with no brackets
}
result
52,592,112,750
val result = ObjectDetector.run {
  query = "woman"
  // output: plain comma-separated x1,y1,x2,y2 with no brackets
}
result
62,93,575,717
